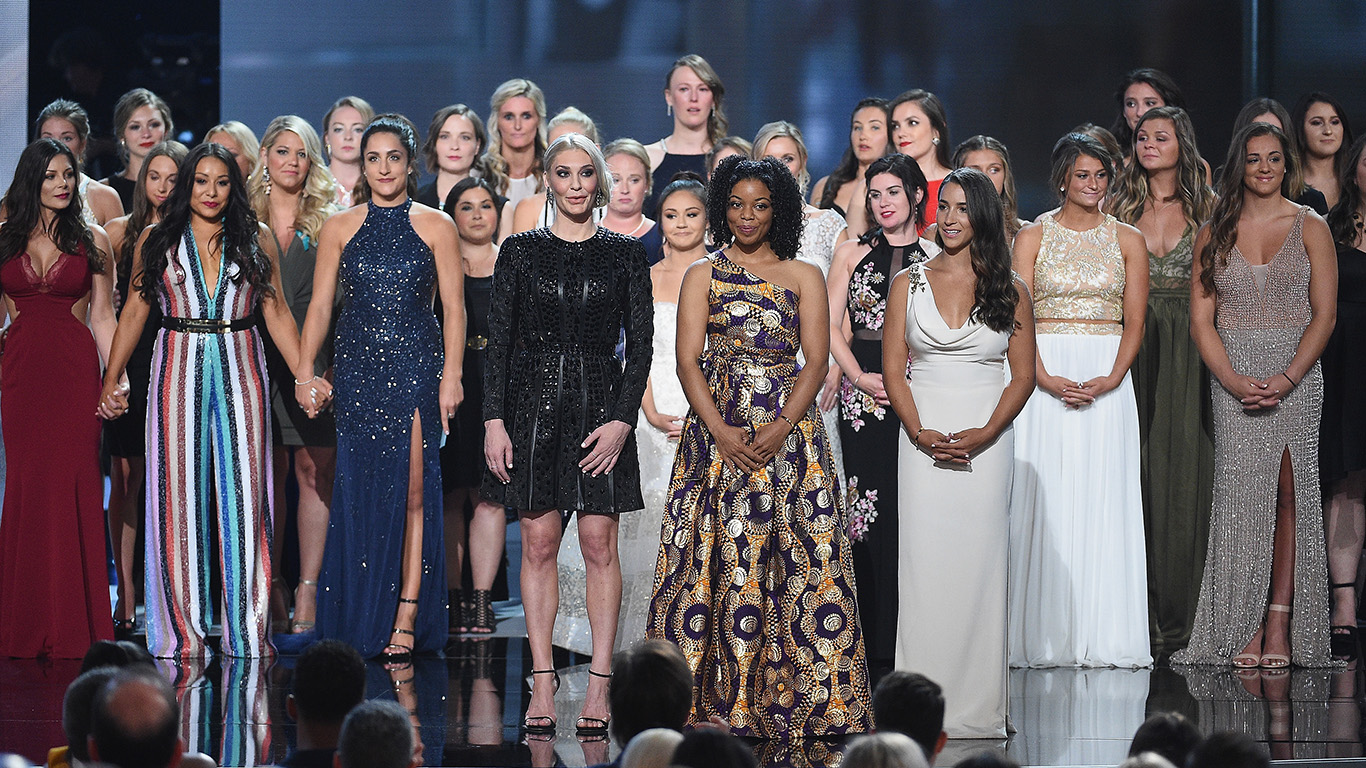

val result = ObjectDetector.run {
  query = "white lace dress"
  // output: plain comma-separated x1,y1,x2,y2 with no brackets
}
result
797,207,848,487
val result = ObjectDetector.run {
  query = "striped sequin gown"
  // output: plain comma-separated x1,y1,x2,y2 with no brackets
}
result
144,226,274,658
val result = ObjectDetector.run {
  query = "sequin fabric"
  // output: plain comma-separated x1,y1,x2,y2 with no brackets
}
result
647,251,872,738
481,227,653,513
1034,214,1126,335
144,226,273,658
316,200,448,657
1173,207,1335,667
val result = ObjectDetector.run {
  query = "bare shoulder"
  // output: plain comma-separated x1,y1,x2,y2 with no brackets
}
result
1115,220,1146,247
320,204,366,243
832,237,870,269
1014,222,1043,249
645,140,667,169
410,202,457,233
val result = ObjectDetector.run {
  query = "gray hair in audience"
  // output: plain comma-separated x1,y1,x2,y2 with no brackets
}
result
337,700,413,768
621,727,684,768
842,733,929,768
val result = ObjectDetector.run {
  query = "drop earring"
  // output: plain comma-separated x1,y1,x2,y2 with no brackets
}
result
264,167,272,196
667,104,673,117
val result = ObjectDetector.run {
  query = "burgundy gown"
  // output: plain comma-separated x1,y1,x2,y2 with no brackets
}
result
0,249,112,657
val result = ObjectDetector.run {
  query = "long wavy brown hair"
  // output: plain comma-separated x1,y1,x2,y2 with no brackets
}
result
1198,123,1298,296
1109,107,1214,233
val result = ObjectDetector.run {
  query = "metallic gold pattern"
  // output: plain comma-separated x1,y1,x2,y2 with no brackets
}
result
647,252,871,737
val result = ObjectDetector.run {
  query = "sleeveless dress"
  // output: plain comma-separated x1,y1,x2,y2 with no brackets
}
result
555,300,685,653
441,272,493,491
481,228,652,514
264,231,336,447
1008,213,1151,668
144,227,275,658
1174,206,1335,667
1320,240,1366,487
797,207,848,489
647,251,872,738
316,200,448,657
839,234,929,666
646,143,706,218
0,250,112,657
105,239,162,457
895,261,1012,737
1132,225,1214,655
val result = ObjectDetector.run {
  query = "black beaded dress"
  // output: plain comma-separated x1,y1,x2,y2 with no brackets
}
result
482,228,653,513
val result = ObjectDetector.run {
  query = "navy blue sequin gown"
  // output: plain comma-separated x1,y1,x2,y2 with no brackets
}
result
317,200,447,656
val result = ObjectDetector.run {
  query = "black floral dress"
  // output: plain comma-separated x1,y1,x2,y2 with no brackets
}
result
838,234,927,666
482,228,653,513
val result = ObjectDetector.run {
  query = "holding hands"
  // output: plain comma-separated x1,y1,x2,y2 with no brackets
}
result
294,375,334,417
97,377,131,420
914,424,998,466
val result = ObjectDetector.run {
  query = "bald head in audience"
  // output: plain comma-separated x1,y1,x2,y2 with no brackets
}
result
88,669,182,768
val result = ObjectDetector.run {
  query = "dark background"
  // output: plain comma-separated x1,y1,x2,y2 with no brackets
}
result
26,0,1366,215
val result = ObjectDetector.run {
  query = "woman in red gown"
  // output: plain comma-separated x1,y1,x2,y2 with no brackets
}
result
0,138,121,657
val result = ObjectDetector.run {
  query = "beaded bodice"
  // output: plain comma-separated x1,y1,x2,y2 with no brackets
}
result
1214,206,1312,331
1033,213,1125,335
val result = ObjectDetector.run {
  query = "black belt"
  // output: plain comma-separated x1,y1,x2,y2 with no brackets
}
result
852,329,882,341
161,316,256,333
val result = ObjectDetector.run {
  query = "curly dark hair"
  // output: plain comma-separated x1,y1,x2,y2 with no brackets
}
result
1328,134,1366,249
936,168,1018,333
1109,67,1186,157
136,142,273,303
707,155,804,260
0,138,105,274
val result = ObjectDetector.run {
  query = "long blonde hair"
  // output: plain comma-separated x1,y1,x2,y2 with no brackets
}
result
248,115,338,243
1109,107,1214,230
486,79,548,194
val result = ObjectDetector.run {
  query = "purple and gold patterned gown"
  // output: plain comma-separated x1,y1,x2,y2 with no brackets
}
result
647,251,872,738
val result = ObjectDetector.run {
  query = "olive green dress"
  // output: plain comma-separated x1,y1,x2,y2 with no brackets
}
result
1132,226,1215,656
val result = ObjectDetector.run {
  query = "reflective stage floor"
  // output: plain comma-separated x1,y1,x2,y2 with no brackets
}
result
3,621,1365,768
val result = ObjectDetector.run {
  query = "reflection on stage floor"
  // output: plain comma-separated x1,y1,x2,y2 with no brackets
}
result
2,636,1363,767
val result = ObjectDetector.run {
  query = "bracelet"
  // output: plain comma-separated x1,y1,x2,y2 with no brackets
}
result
913,426,926,443
779,413,796,428
853,373,864,387
294,375,319,386
1280,372,1298,389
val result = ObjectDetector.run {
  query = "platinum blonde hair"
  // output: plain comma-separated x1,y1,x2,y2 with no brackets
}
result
544,133,613,209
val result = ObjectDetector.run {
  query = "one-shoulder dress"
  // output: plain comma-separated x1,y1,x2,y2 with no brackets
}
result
648,251,871,738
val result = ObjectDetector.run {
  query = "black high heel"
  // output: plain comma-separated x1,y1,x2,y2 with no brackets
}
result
524,669,560,734
381,597,419,663
576,668,612,737
1331,582,1360,661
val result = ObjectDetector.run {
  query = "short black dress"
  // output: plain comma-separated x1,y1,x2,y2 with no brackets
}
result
1320,242,1366,487
440,273,492,491
481,228,652,513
